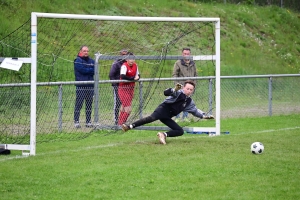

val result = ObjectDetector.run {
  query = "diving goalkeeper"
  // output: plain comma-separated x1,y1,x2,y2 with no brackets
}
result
121,80,214,145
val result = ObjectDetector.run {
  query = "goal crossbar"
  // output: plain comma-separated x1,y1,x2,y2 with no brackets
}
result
96,55,216,61
33,12,220,22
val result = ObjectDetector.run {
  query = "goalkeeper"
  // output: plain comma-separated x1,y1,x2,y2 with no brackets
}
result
122,80,214,145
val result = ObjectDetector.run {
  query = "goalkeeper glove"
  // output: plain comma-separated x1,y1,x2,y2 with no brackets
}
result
174,83,183,91
203,115,214,119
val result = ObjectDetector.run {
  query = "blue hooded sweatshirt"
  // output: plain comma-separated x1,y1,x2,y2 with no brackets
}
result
74,54,95,87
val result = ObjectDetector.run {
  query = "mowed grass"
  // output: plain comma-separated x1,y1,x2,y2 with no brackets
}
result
1,114,300,199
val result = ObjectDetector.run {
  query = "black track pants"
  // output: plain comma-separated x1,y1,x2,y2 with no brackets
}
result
131,104,184,137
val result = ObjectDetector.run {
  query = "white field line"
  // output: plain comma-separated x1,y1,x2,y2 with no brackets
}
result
0,143,122,162
1,126,299,162
236,126,300,135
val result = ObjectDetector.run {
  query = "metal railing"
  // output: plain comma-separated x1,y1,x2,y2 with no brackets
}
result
1,74,299,147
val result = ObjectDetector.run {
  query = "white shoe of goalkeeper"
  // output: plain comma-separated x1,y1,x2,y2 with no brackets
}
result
157,132,166,145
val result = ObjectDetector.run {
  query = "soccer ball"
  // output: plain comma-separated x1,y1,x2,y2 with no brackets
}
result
251,142,264,154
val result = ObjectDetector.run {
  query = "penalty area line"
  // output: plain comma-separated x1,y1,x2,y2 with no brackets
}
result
0,143,123,162
237,126,300,135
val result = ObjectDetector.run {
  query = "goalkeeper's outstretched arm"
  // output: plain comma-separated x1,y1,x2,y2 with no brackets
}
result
187,101,214,119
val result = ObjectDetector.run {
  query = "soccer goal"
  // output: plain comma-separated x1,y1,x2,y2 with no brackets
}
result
0,12,220,156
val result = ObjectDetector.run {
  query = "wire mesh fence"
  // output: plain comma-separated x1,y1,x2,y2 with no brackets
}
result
0,75,299,144
221,75,300,118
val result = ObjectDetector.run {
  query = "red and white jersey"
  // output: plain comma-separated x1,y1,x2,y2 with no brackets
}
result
120,62,139,86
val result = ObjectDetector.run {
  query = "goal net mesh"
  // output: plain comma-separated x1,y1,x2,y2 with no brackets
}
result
0,16,216,144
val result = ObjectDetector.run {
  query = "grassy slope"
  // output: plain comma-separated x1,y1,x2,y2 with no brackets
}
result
0,0,299,75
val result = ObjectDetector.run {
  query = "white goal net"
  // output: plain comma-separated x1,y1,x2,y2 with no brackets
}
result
0,13,220,155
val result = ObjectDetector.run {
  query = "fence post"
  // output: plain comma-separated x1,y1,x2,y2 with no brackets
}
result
139,81,143,119
94,52,101,125
209,78,213,115
58,84,63,132
268,76,273,116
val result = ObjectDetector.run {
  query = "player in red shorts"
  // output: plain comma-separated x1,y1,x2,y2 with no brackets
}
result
118,52,140,125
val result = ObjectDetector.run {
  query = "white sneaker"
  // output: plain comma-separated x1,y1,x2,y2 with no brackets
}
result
74,122,81,128
157,132,166,145
85,123,93,128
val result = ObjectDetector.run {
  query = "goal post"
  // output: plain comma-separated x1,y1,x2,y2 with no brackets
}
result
31,12,221,136
1,12,220,156
29,12,221,136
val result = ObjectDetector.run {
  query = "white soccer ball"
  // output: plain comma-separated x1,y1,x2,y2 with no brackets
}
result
251,142,264,154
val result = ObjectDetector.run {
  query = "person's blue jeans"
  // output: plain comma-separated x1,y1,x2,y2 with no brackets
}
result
74,86,94,123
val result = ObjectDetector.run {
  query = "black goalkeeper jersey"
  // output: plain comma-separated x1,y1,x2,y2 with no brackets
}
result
162,92,191,116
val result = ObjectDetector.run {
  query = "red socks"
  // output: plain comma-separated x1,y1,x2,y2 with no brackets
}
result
118,112,130,125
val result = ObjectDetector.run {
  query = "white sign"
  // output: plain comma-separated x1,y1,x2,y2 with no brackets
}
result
0,58,23,71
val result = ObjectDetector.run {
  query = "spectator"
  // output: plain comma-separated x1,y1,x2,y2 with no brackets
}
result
121,80,214,145
73,45,95,128
172,47,198,122
109,49,128,125
118,52,140,125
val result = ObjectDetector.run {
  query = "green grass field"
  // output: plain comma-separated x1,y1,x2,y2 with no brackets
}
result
1,114,299,199
1,1,300,199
